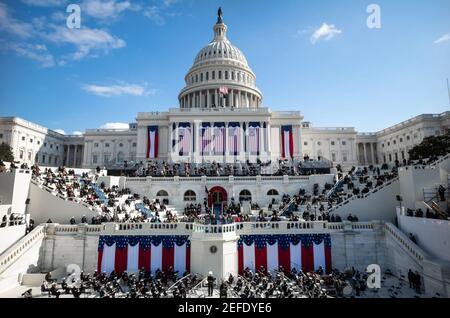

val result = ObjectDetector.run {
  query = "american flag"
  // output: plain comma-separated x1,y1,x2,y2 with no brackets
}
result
228,124,240,156
247,123,260,155
213,124,225,155
201,124,212,155
219,86,229,96
178,124,191,156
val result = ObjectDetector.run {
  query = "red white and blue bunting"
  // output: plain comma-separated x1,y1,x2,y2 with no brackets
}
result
237,234,332,274
281,125,294,159
97,235,190,275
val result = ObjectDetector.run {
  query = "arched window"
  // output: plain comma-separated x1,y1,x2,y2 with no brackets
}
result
184,190,196,202
156,190,169,197
267,189,279,196
239,190,252,202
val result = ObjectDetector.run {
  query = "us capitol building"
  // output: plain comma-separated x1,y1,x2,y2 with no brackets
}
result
0,10,449,170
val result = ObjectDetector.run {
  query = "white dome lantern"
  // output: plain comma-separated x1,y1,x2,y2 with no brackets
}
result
178,8,262,109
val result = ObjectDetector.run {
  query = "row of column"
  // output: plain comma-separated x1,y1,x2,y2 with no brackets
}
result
170,121,270,157
65,144,83,167
358,142,377,166
180,89,261,109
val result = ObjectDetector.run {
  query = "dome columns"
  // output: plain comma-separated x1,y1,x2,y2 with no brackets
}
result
179,88,261,109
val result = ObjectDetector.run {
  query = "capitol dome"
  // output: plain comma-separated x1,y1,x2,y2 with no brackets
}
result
178,8,262,109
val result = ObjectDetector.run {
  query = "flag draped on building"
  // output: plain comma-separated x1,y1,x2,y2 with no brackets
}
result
97,235,190,275
281,125,294,159
201,123,212,155
213,122,225,155
178,123,191,156
237,234,331,274
146,126,159,159
247,122,260,155
228,123,240,156
219,86,229,96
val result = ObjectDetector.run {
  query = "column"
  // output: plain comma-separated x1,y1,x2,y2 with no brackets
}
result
240,122,245,157
259,122,264,154
363,143,368,166
194,121,200,163
238,91,241,108
200,91,204,108
266,122,271,156
370,143,375,165
231,90,234,108
175,123,179,156
215,89,218,107
225,121,229,158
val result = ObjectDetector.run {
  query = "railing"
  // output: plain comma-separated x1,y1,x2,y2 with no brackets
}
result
383,223,428,263
0,225,46,274
327,176,399,213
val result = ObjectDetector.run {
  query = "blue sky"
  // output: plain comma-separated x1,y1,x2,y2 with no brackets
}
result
0,0,449,135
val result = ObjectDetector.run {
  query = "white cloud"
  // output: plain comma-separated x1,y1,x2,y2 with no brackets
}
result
54,129,66,135
42,25,126,61
82,82,155,97
21,0,67,6
434,33,450,44
82,0,132,20
99,122,129,130
144,6,166,26
2,42,55,68
72,131,84,136
310,23,342,44
0,3,34,38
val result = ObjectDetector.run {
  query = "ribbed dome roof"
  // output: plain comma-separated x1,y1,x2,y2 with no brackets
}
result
191,11,250,70
193,38,249,68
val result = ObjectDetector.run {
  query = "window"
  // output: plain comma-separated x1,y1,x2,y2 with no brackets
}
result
28,151,32,161
342,153,348,162
387,142,390,146
239,190,252,202
157,190,169,197
317,142,322,146
94,143,99,148
37,140,40,145
42,154,45,163
119,143,123,147
267,189,279,196
50,144,53,149
331,141,335,146
382,144,385,148
184,190,196,202
342,141,347,146
218,71,222,79
103,154,110,163
212,71,215,80
331,153,337,162
399,138,403,143
201,73,203,82
206,72,209,81
44,142,47,147
117,152,125,163
92,155,98,164
304,142,308,146
0,133,3,138
406,136,410,141
56,146,59,150
225,71,229,80
393,140,396,145
105,143,110,148
132,142,137,147
30,139,33,143
22,136,25,141
54,157,57,165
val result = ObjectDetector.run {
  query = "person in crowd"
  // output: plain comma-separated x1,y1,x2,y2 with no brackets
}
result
207,271,215,297
438,185,446,202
